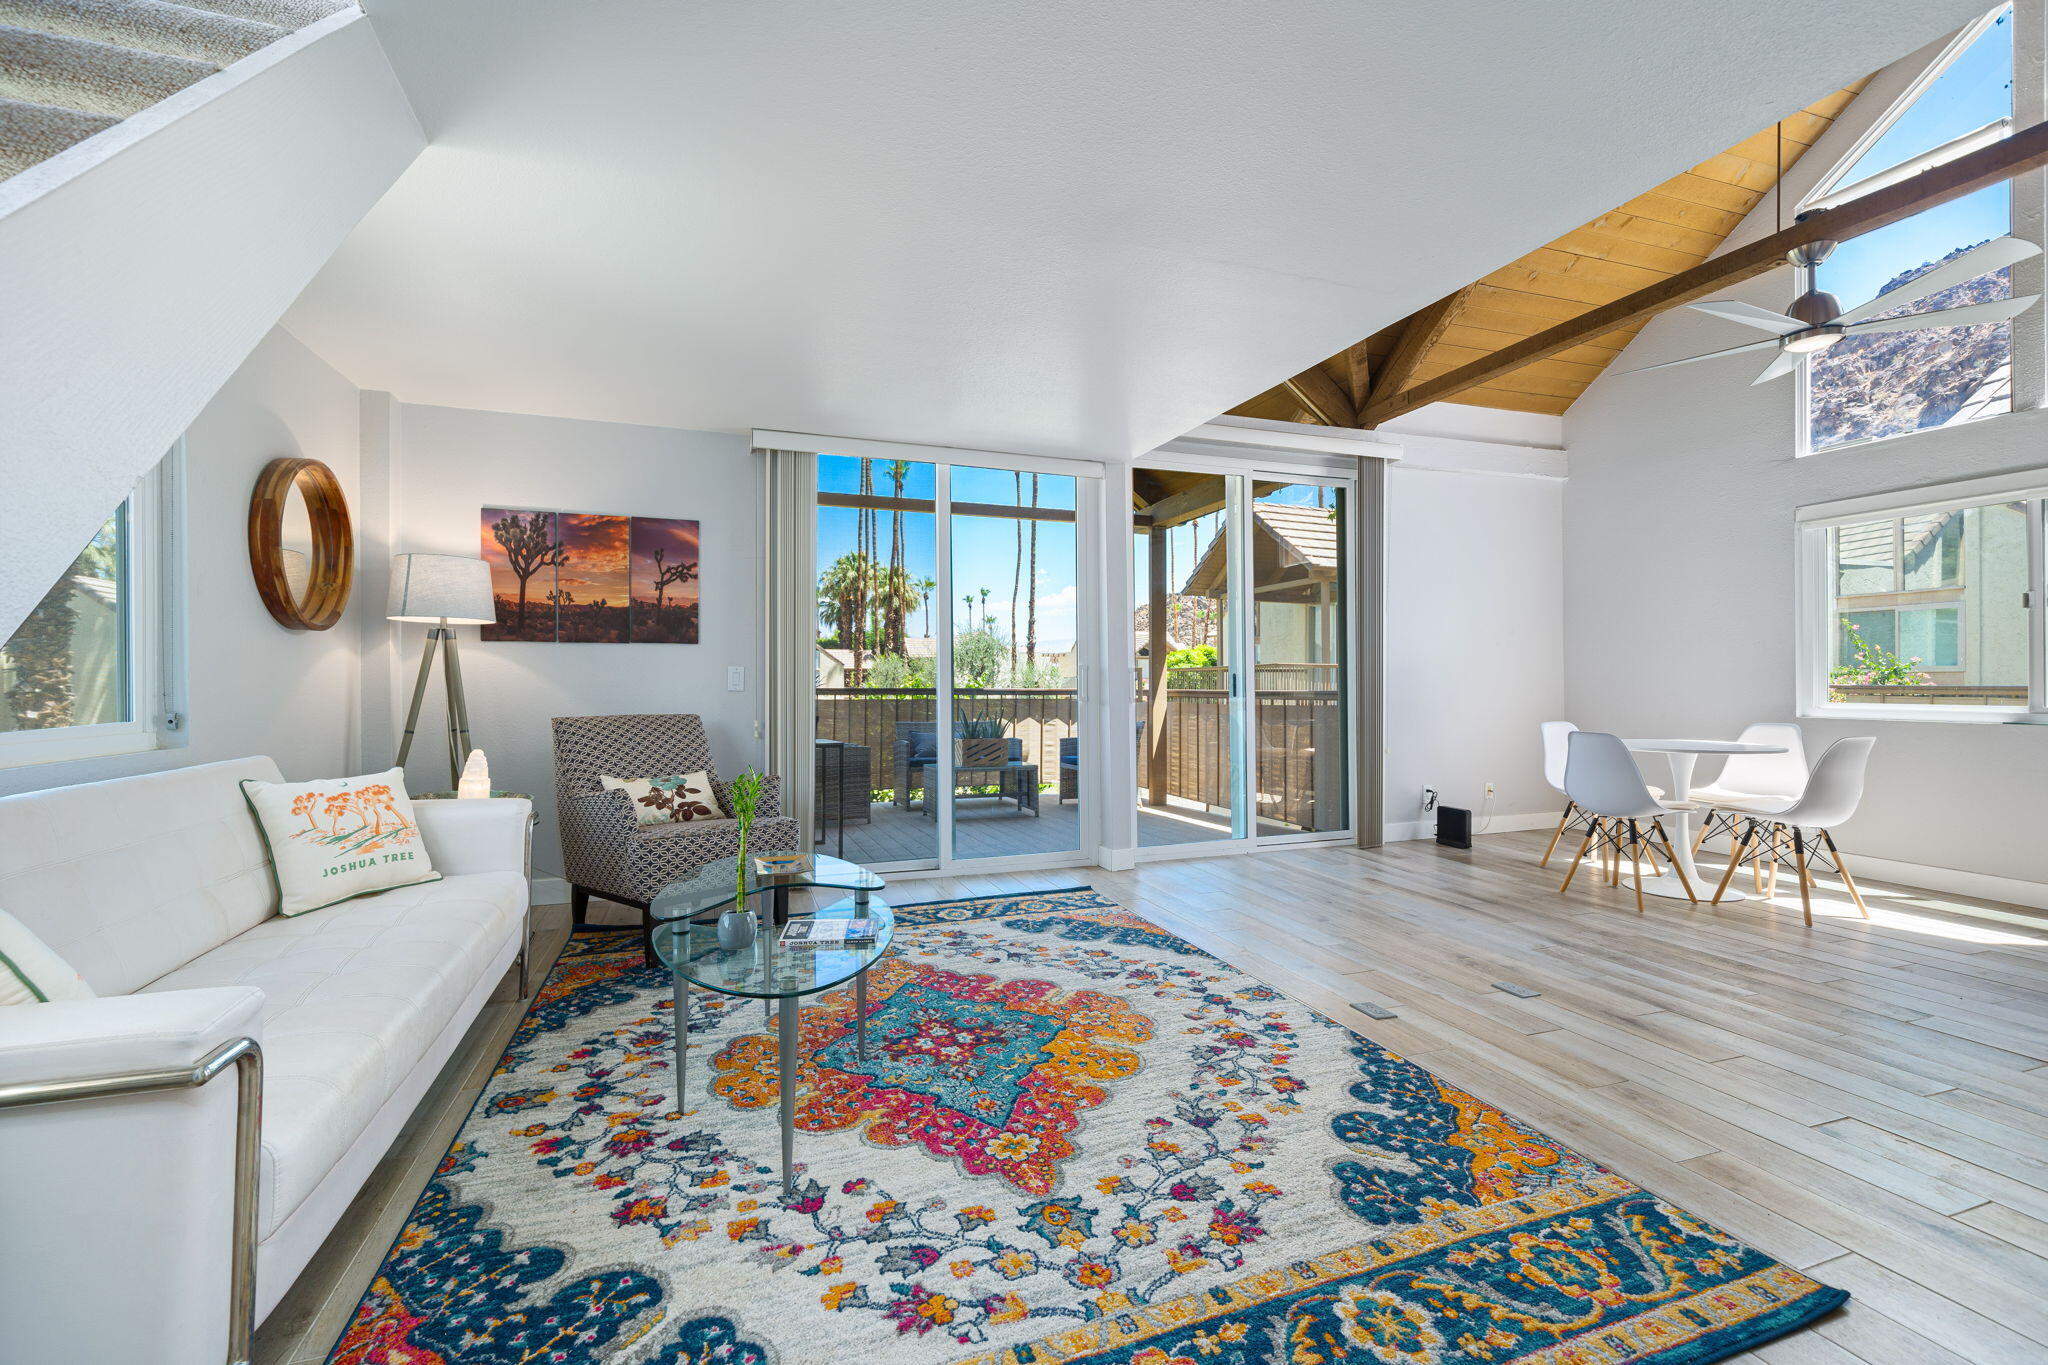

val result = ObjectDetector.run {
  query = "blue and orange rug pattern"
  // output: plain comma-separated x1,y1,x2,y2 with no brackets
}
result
327,888,1844,1364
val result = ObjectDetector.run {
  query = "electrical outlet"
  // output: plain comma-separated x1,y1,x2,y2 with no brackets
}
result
1484,782,1495,799
726,666,745,692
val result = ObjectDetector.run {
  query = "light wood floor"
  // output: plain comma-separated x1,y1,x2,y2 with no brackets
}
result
253,833,2048,1365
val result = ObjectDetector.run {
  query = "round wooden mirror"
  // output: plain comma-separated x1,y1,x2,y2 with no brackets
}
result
249,457,353,630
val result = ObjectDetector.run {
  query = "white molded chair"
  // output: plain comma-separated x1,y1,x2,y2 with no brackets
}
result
1558,730,1696,911
1711,736,1875,926
1690,722,1807,853
1540,721,1661,867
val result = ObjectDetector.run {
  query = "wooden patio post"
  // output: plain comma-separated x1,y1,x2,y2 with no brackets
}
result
1145,522,1170,807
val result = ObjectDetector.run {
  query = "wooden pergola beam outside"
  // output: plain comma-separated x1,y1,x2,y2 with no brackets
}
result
1360,118,2048,426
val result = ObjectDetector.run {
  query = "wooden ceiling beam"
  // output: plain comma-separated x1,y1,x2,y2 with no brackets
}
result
1367,288,1468,405
1361,119,2048,427
1279,362,1359,428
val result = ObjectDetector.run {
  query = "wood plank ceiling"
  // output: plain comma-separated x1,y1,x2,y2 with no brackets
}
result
1230,82,1869,424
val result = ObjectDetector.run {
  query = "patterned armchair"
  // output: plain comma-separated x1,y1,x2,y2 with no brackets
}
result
551,714,800,952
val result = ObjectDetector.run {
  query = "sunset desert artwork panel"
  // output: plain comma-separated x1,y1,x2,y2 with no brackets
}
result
478,508,699,643
558,513,631,643
630,516,700,644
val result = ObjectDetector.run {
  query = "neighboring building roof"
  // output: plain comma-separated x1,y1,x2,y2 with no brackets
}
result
1179,502,1339,598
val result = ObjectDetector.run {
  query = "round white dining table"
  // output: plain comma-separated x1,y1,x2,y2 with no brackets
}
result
1621,738,1790,902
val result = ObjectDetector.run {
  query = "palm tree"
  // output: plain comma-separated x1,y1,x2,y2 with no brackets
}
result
818,552,876,681
1008,471,1022,677
917,576,937,637
1026,474,1040,665
978,586,992,634
873,564,920,661
886,459,911,655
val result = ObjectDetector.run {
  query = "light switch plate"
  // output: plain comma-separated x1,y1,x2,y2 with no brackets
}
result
726,666,745,692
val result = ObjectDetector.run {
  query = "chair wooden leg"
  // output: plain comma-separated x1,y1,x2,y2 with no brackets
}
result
1752,826,1766,893
1559,820,1600,893
1653,820,1697,903
1764,826,1782,900
1628,820,1646,914
1691,812,1713,856
1792,828,1814,926
1822,830,1871,918
1540,803,1576,868
1712,824,1753,905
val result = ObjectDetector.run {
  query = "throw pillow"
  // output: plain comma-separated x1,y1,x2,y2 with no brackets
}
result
600,771,727,825
0,908,94,1005
241,767,441,916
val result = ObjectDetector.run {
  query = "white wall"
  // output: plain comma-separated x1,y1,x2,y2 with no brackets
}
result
0,329,365,797
0,12,422,644
1562,32,2048,887
364,401,764,884
1380,412,1568,840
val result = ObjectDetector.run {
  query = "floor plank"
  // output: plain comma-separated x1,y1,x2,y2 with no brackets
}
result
250,831,2048,1364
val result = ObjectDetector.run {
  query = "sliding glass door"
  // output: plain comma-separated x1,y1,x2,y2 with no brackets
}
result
814,453,1090,872
1130,465,1351,855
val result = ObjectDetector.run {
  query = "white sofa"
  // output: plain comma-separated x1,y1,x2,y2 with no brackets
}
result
0,756,532,1365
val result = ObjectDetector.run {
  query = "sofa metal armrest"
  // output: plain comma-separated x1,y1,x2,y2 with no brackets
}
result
414,796,534,878
0,987,265,1364
0,985,264,1086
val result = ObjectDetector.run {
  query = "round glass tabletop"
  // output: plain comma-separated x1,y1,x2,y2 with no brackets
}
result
648,852,885,924
650,895,893,1000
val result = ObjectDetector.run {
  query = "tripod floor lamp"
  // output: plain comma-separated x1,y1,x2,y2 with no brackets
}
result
387,553,497,789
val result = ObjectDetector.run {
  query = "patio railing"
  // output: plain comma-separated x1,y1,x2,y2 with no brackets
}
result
818,682,1342,832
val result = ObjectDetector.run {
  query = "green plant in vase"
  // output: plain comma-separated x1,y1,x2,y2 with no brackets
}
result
719,769,766,950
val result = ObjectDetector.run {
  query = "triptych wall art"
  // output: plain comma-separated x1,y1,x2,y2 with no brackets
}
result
479,508,700,644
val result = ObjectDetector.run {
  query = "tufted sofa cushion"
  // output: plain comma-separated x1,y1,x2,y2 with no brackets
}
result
0,757,281,995
142,869,526,1237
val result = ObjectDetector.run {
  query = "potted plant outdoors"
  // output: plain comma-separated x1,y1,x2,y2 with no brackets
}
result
956,712,1009,768
717,769,767,951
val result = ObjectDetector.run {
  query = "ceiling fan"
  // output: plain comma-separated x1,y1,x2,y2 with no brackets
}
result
1626,234,2043,385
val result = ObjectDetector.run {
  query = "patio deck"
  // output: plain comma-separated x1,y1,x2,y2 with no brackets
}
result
817,794,1232,866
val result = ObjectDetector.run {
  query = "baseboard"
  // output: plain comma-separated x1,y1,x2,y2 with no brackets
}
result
1381,811,1562,844
1835,852,2048,916
532,875,570,907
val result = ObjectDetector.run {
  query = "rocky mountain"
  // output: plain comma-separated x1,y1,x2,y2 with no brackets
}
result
1808,242,2013,449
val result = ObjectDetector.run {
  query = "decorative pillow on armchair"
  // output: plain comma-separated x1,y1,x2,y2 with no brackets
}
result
241,767,440,916
600,772,728,825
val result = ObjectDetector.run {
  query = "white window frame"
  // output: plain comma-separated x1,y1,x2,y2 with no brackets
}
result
1794,2,2030,458
1796,466,2048,724
0,444,185,768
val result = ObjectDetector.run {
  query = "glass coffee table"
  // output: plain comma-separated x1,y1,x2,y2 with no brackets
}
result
648,855,891,1191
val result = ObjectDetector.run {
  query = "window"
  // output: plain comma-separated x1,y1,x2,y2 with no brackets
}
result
1799,470,2044,720
0,450,180,766
1800,5,2020,453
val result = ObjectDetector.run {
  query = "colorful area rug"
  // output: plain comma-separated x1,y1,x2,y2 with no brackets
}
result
329,888,1845,1364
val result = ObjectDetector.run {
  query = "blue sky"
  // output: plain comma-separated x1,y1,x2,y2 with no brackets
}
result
817,456,1079,653
1817,6,2011,308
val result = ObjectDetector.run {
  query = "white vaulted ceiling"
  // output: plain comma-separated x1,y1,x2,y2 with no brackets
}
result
286,0,1987,459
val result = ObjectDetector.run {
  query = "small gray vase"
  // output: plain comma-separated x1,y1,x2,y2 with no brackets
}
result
717,905,757,951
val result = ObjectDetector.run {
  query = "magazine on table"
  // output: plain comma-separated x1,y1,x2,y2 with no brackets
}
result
778,919,877,948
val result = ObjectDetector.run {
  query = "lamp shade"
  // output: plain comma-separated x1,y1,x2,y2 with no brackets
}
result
387,554,495,624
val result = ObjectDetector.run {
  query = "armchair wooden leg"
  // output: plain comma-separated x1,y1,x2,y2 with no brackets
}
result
571,884,591,924
1652,820,1696,903
1822,829,1871,918
1628,819,1646,914
1540,803,1578,868
1559,820,1600,893
1712,823,1754,905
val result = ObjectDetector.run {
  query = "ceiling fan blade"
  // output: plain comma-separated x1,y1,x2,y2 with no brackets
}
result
1614,338,1779,377
1835,236,2043,324
1751,349,1804,385
1843,294,2041,335
1688,300,1804,334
